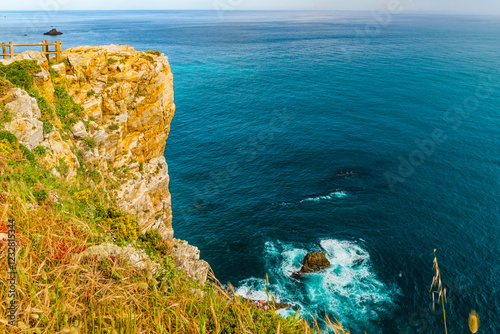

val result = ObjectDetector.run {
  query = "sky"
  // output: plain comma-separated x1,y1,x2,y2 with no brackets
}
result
2,0,500,15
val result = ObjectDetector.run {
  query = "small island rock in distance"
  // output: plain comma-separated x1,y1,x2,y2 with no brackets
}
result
44,28,63,35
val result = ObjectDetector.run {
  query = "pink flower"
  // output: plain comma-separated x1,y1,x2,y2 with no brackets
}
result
197,284,200,287
264,306,268,311
176,267,181,270
192,277,196,281
187,275,191,278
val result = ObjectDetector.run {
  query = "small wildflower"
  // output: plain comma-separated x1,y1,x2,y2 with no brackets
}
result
192,277,196,281
264,306,269,311
177,267,181,270
187,274,191,278
197,284,200,287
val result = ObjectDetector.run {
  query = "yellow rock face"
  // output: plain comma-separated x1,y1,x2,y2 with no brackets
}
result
60,45,176,242
41,131,79,171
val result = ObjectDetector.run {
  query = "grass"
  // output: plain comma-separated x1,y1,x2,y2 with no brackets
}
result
0,104,12,130
0,60,41,90
50,84,85,132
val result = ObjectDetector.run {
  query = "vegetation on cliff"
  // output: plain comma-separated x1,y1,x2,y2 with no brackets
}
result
0,133,318,333
0,50,355,333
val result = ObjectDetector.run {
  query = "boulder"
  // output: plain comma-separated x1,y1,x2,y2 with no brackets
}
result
73,242,160,273
172,239,210,283
44,29,63,35
71,120,88,139
292,252,330,278
1,88,43,149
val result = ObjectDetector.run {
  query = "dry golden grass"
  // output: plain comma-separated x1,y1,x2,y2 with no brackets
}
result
468,310,480,333
0,176,353,333
430,249,447,334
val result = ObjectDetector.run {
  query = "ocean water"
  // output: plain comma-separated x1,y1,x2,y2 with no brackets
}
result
1,10,500,333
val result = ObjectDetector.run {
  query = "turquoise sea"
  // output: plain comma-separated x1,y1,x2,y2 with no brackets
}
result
1,10,499,333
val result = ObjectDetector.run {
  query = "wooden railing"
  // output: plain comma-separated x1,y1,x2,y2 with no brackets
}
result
0,40,61,62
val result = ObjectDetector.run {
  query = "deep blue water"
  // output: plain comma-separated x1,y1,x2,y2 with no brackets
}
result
1,10,500,333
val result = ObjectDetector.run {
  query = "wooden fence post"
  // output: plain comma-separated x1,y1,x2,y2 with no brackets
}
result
1,43,6,59
44,40,50,61
42,40,46,58
9,42,13,59
56,40,61,63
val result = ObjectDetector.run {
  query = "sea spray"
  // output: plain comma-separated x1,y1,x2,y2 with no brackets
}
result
235,239,400,330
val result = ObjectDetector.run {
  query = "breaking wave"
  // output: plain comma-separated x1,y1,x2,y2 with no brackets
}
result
235,239,399,330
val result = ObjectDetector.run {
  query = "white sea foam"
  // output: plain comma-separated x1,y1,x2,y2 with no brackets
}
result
235,239,399,329
300,190,348,203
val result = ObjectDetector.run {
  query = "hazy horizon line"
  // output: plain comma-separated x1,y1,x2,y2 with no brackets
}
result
1,9,500,15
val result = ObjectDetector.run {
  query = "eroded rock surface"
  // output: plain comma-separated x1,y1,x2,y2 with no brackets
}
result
172,239,211,283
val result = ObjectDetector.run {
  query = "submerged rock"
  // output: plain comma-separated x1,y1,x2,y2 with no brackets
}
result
292,251,331,278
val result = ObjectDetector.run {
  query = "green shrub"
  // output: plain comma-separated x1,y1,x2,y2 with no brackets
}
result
0,130,18,144
72,189,94,206
108,77,118,85
34,146,47,157
33,189,48,204
19,143,37,166
56,158,69,177
0,103,12,125
49,67,61,79
107,123,119,131
42,120,53,134
0,60,42,90
139,229,170,256
86,89,95,97
54,85,84,127
96,204,140,242
28,89,53,117
107,58,117,65
140,54,154,62
146,50,162,57
0,77,12,95
83,137,95,151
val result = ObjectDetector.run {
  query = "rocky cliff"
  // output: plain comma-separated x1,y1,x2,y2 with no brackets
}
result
0,45,209,281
